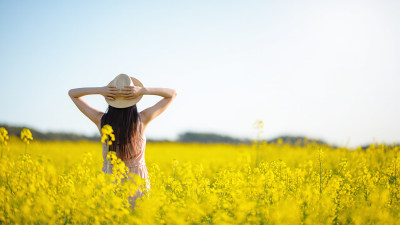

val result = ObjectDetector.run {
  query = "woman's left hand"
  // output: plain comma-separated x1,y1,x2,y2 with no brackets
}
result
120,86,144,99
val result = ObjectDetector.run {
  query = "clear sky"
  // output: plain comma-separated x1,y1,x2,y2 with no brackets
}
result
1,0,399,147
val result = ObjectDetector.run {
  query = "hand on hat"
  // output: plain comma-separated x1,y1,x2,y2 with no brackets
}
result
119,85,144,100
100,85,119,101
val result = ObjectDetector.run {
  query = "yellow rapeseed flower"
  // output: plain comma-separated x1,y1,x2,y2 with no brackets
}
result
101,124,115,146
3,125,400,224
102,124,116,174
0,127,9,145
20,128,33,144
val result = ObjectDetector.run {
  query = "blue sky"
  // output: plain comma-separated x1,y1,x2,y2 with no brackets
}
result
1,0,399,147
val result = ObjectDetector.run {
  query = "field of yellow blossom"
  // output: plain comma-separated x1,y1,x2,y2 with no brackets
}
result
0,127,399,224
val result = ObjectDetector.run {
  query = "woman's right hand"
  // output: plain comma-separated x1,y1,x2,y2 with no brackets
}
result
100,85,119,101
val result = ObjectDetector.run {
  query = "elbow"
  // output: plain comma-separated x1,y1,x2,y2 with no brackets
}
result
171,89,177,98
68,89,75,98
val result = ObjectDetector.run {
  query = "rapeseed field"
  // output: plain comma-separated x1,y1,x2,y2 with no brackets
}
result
0,127,399,224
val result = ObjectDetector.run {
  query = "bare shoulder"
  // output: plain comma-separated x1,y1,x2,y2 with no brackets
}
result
140,111,149,132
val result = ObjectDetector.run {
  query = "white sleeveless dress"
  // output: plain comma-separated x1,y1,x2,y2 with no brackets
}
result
102,134,151,208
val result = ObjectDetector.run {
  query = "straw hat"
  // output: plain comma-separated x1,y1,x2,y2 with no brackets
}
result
105,74,144,108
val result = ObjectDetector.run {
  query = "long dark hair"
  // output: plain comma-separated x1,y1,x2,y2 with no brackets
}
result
100,104,143,161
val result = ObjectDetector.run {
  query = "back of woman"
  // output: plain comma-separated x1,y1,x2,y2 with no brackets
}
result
68,73,177,210
100,105,150,192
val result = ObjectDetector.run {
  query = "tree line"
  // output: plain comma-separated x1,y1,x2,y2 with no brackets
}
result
1,124,335,147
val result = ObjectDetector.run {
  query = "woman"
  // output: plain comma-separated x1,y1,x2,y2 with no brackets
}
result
68,73,177,209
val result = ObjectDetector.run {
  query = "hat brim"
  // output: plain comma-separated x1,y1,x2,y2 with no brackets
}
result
105,76,144,108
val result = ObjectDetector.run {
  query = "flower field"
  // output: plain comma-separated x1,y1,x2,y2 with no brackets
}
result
0,130,399,224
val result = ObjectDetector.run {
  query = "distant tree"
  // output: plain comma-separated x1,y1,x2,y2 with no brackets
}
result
0,124,100,142
178,132,250,144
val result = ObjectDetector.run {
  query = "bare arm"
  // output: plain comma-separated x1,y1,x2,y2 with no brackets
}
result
139,87,177,128
68,86,118,131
